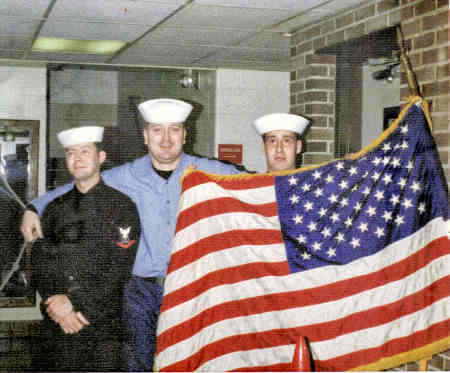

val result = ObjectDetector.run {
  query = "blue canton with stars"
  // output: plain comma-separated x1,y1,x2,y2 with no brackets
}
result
275,103,449,273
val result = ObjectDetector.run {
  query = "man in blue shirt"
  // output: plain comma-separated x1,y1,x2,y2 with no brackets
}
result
22,98,240,371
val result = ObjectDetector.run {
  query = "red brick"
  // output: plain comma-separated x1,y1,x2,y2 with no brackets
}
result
437,0,449,8
355,5,375,22
401,5,415,20
415,66,435,81
433,95,449,111
415,0,436,16
413,32,435,49
336,13,354,29
437,63,450,79
423,48,439,64
422,80,450,96
309,116,328,127
434,132,450,147
423,11,450,31
429,114,449,131
437,27,449,44
378,0,400,13
402,20,422,37
305,103,334,115
306,54,336,64
299,91,328,102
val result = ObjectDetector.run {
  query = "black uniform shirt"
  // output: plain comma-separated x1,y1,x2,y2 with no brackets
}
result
32,179,140,334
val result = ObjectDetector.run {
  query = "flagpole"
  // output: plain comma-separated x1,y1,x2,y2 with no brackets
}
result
396,26,421,97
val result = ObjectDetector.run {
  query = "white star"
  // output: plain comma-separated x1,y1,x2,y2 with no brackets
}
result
351,185,358,192
411,181,421,193
354,202,362,212
293,214,303,224
390,194,400,205
312,242,322,251
363,171,369,178
383,174,393,185
359,222,369,233
382,156,391,166
340,198,349,207
339,180,349,189
382,142,392,152
400,124,408,134
290,194,300,204
372,157,382,166
371,172,381,181
313,170,322,180
375,190,385,201
288,176,298,185
374,227,385,238
308,222,317,231
327,248,336,258
328,194,338,203
382,210,393,222
321,227,332,238
326,174,334,183
314,188,324,198
350,238,360,249
304,201,314,211
362,187,371,196
395,215,405,226
397,178,407,189
401,141,408,150
301,251,311,260
302,183,311,192
394,143,401,150
406,161,414,171
318,207,327,217
330,212,340,223
418,202,426,214
402,198,413,209
349,166,358,176
344,217,353,228
336,162,344,171
367,206,377,217
391,157,401,168
297,234,307,244
335,232,345,243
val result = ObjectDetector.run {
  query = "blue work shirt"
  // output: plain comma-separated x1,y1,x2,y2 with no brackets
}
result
31,153,240,277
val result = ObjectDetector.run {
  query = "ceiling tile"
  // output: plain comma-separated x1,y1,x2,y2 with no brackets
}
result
40,20,148,41
0,16,41,34
0,0,53,18
196,0,331,11
49,0,186,24
163,3,293,30
0,35,33,50
29,52,109,63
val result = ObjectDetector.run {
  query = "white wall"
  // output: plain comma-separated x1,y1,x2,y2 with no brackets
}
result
0,65,46,322
215,69,290,173
361,64,400,148
0,66,47,196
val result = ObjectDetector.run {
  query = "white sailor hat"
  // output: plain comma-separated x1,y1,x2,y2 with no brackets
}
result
253,113,309,136
57,126,104,148
138,98,193,124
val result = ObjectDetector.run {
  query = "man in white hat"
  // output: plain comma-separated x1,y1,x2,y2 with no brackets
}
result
31,126,140,371
22,99,240,371
253,112,310,172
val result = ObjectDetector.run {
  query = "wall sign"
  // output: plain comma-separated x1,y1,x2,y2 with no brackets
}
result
218,144,243,165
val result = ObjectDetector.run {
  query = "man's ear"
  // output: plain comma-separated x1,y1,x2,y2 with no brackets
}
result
183,128,187,145
143,129,148,145
99,150,107,165
296,140,302,154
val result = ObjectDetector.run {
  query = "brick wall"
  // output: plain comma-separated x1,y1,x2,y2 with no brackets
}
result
290,0,449,370
290,0,449,187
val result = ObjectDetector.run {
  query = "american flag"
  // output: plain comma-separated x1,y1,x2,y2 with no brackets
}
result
155,97,450,371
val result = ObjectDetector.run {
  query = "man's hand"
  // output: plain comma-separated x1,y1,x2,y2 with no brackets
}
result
20,210,43,242
59,311,90,334
45,294,73,323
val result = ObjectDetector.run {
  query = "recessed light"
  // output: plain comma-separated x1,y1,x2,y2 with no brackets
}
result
32,37,126,55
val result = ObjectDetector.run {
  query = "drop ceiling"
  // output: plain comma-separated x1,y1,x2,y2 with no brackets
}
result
1,0,371,71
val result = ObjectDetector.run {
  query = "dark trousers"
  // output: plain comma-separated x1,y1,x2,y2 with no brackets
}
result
123,275,164,372
32,317,123,371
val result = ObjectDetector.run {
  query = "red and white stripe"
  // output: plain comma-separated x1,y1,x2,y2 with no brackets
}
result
155,171,450,372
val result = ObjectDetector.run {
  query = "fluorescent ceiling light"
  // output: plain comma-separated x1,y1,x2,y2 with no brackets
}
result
32,37,126,54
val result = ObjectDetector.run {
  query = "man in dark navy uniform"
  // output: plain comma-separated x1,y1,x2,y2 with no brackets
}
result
31,126,140,371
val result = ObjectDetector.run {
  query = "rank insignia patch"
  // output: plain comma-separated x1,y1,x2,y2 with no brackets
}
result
116,226,136,248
